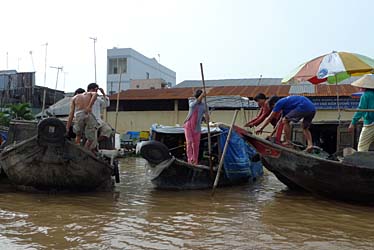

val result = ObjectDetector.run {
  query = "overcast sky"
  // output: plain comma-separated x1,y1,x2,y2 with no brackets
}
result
1,0,373,92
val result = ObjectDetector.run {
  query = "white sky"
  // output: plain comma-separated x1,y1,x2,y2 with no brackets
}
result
1,0,374,92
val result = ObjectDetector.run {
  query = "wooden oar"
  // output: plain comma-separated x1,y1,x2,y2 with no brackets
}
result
212,110,239,196
200,63,213,177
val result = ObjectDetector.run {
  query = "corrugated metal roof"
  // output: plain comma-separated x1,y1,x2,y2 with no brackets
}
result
176,76,360,88
176,78,283,87
307,84,358,97
289,84,315,94
35,97,72,118
109,84,359,101
109,87,194,100
206,96,258,108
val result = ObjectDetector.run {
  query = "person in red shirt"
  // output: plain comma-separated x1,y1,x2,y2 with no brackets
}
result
245,93,280,128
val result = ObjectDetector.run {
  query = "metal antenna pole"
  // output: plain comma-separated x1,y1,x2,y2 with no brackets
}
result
29,51,35,72
257,74,262,86
89,37,97,83
43,43,48,86
63,71,68,92
6,52,8,69
50,66,63,103
158,53,161,80
17,57,21,71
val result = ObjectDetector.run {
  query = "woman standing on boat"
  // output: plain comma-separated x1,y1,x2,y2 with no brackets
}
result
348,74,374,152
184,89,208,165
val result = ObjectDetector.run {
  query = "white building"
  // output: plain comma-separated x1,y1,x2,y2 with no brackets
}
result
107,48,176,94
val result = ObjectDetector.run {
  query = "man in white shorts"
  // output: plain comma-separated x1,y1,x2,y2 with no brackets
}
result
87,83,113,143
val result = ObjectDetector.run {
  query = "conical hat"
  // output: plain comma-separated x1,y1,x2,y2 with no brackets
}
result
351,74,374,89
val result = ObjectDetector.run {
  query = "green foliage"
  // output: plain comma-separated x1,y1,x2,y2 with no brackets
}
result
0,103,34,125
0,112,10,126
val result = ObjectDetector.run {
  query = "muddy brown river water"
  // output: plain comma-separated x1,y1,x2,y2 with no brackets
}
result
0,157,373,250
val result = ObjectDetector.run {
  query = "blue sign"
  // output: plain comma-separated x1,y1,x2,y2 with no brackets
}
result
310,97,359,110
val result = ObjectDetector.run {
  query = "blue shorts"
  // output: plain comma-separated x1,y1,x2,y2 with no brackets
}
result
285,109,315,129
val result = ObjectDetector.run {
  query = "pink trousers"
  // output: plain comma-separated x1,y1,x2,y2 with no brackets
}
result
184,123,201,164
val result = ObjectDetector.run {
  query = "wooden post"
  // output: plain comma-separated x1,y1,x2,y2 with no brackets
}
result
212,110,239,196
174,99,179,125
200,63,213,176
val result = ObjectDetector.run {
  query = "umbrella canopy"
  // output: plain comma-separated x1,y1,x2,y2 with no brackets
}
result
282,51,374,84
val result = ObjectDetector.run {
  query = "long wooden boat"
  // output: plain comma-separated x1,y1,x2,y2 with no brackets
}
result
244,133,374,203
0,118,118,191
138,124,263,190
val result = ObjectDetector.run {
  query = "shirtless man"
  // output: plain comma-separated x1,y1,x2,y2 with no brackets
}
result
66,90,98,149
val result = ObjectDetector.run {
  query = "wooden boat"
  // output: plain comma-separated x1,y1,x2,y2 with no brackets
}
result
244,133,374,203
0,118,119,191
138,124,263,190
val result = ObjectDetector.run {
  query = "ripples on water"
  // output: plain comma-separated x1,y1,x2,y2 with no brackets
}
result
0,157,374,249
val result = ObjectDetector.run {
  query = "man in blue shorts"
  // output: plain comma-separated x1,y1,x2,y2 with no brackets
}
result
256,95,316,152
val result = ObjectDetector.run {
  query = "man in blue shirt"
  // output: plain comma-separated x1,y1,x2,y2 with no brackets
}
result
256,95,316,152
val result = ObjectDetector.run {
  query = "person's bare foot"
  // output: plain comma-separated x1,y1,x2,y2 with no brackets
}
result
304,146,313,153
281,141,293,148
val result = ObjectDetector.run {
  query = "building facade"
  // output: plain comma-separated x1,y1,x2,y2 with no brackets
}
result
107,48,176,95
0,70,64,113
105,84,360,133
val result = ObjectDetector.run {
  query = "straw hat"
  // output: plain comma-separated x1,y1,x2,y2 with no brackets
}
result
351,74,374,89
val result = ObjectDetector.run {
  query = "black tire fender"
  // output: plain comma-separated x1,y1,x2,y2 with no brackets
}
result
38,118,66,144
139,141,171,165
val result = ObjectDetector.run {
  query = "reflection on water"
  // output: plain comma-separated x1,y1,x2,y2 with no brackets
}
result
0,157,373,249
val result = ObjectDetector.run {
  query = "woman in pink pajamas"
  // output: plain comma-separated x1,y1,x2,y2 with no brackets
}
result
184,89,208,165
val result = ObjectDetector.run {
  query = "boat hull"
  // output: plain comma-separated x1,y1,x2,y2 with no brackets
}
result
147,158,257,190
245,134,374,202
0,136,114,191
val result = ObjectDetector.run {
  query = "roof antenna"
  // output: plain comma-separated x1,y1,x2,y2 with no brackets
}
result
29,51,36,72
257,74,263,86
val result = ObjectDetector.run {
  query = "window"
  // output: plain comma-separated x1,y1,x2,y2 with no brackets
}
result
146,72,150,79
108,58,127,74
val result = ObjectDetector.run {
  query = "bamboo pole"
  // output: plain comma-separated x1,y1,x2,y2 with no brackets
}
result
212,110,239,196
335,75,341,125
114,68,123,133
200,63,213,177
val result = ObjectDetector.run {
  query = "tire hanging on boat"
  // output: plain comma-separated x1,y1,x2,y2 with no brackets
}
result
37,118,66,145
139,141,171,165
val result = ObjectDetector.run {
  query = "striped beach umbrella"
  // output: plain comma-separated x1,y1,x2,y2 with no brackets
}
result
282,51,374,84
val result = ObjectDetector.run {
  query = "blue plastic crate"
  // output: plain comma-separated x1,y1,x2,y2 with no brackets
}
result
126,131,140,139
